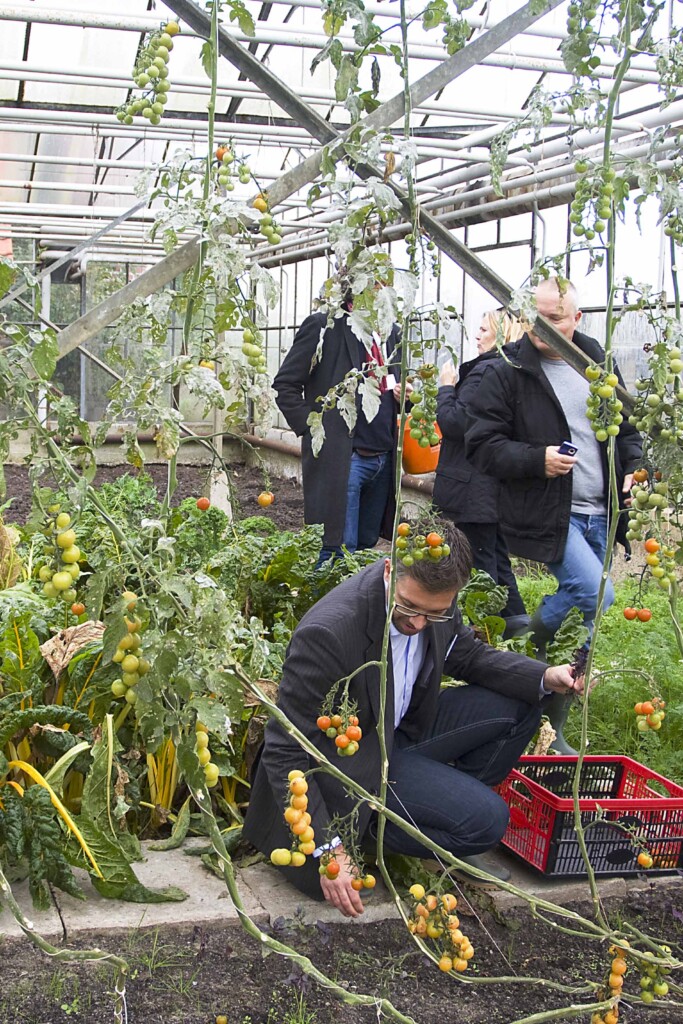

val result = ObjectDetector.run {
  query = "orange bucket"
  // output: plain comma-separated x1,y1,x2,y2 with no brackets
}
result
400,416,442,474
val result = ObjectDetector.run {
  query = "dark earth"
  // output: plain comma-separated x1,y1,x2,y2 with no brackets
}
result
1,461,305,532
1,886,682,1024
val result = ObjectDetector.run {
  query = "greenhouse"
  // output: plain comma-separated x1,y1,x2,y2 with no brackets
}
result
1,0,683,1022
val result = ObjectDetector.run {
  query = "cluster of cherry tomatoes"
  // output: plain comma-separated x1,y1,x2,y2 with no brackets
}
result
641,535,676,590
638,948,672,1003
625,473,675,575
316,712,362,757
584,364,624,440
253,194,282,247
630,348,683,440
570,163,620,241
407,884,475,973
115,21,179,125
271,770,315,868
395,521,450,566
195,721,219,788
634,697,666,733
241,325,267,376
214,143,252,191
622,606,652,622
37,511,83,606
110,592,151,707
406,364,440,449
591,946,630,1024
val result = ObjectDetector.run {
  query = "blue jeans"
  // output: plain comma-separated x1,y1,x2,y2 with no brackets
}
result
367,686,542,859
540,513,615,636
318,451,392,565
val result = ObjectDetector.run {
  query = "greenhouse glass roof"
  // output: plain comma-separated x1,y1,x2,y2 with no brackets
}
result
0,0,678,264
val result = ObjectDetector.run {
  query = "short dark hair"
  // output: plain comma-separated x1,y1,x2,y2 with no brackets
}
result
395,517,472,593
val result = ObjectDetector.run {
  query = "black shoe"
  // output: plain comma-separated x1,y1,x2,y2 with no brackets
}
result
454,853,512,883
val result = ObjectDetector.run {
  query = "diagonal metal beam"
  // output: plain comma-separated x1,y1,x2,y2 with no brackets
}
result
56,238,200,360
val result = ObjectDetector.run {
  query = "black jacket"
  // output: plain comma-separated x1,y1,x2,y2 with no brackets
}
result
433,347,513,523
273,311,401,547
464,331,643,563
243,559,548,897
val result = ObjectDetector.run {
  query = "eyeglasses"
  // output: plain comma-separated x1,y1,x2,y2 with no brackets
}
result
393,601,455,624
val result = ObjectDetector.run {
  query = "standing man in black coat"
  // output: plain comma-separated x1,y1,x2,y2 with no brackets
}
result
433,309,527,635
244,520,583,916
465,278,642,752
273,296,402,564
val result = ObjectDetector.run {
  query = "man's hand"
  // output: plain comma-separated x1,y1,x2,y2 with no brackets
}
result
319,848,365,918
545,446,577,478
393,379,413,403
439,359,458,387
622,472,634,506
543,664,585,696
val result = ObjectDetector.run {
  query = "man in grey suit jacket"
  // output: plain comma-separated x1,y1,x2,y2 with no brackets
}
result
244,521,581,917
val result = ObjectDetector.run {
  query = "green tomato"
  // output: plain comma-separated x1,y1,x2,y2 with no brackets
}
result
111,681,127,698
52,570,73,591
121,654,140,674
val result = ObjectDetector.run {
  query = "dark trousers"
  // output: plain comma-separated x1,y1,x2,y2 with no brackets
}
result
371,685,542,859
451,520,527,618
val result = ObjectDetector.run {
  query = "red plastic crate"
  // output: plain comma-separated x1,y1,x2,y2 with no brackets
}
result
497,755,683,877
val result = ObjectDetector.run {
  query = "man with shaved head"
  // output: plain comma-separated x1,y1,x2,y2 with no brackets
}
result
465,278,642,753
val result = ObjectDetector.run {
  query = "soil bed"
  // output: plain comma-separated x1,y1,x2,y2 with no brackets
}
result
2,462,305,533
2,886,682,1024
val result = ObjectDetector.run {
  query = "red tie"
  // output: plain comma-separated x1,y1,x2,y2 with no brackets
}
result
370,337,387,393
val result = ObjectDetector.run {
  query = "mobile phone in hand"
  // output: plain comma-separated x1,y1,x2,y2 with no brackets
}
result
558,440,578,456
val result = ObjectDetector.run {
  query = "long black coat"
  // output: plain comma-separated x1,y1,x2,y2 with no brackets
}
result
243,559,549,896
464,331,643,563
273,312,400,548
433,347,511,523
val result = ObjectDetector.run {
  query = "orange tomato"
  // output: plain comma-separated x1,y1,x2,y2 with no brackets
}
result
644,537,660,553
257,491,274,507
426,531,443,548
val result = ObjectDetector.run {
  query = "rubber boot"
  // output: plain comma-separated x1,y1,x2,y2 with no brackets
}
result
528,610,578,755
527,608,556,661
502,613,531,640
545,693,578,756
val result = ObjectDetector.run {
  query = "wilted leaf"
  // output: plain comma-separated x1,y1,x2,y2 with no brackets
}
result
40,622,105,679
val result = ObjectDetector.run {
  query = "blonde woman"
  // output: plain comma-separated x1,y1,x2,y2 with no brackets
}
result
432,309,527,634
